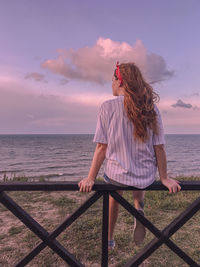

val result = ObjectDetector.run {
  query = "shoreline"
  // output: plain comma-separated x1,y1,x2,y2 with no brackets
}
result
1,174,200,183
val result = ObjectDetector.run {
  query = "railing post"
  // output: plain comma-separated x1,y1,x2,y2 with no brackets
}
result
101,192,109,267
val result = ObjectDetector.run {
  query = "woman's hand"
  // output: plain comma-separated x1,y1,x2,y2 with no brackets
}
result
161,177,181,194
78,143,107,193
78,177,94,192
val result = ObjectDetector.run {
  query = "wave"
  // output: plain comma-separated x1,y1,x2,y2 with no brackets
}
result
29,171,83,179
0,169,24,174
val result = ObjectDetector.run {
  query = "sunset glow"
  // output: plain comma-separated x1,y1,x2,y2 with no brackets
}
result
0,0,200,134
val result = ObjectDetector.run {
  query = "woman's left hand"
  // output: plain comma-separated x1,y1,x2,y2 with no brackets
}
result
78,177,94,192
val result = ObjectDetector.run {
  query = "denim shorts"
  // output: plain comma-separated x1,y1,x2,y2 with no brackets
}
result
103,173,128,187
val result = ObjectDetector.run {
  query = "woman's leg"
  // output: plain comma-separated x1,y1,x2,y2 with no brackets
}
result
108,190,123,241
132,190,145,210
132,190,146,245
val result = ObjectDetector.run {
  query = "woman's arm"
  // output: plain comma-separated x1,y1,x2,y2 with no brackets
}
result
154,144,181,193
78,143,107,192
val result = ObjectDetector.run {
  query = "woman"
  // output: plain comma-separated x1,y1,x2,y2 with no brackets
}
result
78,62,181,249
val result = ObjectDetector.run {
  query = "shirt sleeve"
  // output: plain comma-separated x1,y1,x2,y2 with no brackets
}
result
93,103,108,144
152,105,166,145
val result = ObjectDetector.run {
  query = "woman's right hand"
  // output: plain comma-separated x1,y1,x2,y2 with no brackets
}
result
161,177,181,194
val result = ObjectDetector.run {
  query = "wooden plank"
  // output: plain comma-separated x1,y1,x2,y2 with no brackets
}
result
0,181,200,191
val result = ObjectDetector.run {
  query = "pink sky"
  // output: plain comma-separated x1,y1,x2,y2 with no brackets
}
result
0,1,200,134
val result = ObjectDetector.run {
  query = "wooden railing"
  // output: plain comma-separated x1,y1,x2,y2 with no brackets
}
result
0,181,200,267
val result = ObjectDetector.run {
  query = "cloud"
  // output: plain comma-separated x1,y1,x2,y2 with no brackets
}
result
171,99,192,109
24,72,47,83
146,53,174,82
59,78,69,85
41,37,174,84
192,92,199,97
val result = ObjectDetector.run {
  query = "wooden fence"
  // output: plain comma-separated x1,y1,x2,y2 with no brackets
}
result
0,181,200,267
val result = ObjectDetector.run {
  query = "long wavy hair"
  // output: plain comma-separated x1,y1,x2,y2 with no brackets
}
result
116,62,160,142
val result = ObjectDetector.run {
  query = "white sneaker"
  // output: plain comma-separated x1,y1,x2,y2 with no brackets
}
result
108,239,115,250
133,209,146,246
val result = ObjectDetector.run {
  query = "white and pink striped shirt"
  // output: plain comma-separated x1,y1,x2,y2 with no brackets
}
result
93,95,165,189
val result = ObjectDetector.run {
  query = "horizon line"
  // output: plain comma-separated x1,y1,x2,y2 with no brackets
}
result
0,133,200,135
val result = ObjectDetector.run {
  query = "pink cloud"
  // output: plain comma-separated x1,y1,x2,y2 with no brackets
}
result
156,99,200,133
24,72,47,83
41,37,174,84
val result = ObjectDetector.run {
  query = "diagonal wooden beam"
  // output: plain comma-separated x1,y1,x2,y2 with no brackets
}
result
0,191,84,267
164,239,199,267
14,191,102,267
164,197,200,237
110,191,163,237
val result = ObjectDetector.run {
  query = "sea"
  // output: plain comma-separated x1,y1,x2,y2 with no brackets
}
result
0,134,200,182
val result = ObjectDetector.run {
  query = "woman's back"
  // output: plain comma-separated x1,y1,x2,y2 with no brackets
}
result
79,62,181,253
93,95,165,188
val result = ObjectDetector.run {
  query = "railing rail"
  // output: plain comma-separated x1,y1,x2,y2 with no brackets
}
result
1,180,200,191
0,181,200,267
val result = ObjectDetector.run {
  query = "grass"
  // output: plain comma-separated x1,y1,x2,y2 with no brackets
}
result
8,226,24,236
0,246,14,253
50,196,76,207
0,176,199,266
2,172,46,182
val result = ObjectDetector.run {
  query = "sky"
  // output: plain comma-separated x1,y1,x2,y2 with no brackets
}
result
0,0,200,134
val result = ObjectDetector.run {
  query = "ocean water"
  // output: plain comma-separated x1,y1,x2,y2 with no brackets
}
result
0,134,200,182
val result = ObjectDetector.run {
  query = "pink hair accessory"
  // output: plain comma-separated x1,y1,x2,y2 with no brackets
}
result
115,61,123,85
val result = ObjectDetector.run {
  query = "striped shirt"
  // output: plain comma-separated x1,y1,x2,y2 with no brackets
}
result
93,95,165,189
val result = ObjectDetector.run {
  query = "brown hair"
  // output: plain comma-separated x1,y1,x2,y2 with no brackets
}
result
117,62,160,142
